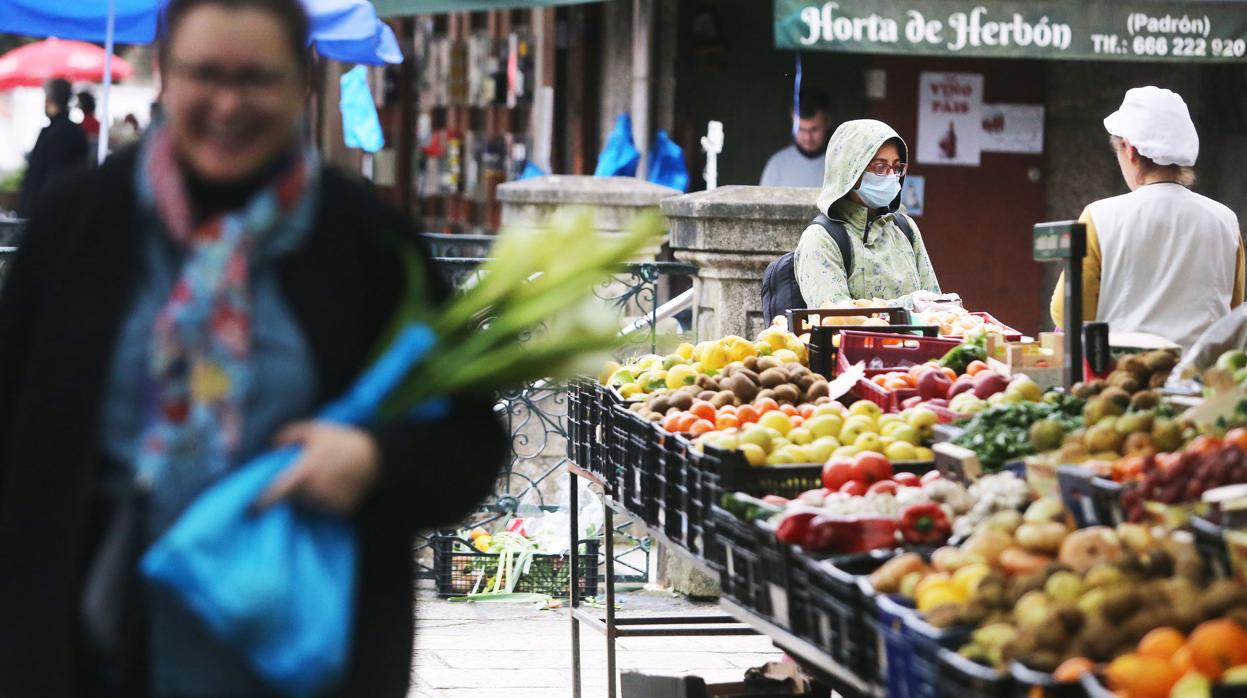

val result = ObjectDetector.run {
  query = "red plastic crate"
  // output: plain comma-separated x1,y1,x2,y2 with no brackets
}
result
835,331,961,378
940,312,1023,342
852,377,916,412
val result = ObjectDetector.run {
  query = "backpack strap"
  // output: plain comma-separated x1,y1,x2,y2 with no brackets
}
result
892,212,916,248
812,213,853,277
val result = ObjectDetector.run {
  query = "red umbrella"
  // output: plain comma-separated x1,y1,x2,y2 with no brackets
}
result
0,38,133,90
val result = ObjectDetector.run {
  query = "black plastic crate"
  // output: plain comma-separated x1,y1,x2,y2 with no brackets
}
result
1191,514,1234,580
754,521,801,634
567,378,592,472
432,536,600,598
1009,662,1082,698
803,552,892,683
1057,465,1126,528
592,384,623,483
653,432,705,554
937,649,1012,698
709,506,770,617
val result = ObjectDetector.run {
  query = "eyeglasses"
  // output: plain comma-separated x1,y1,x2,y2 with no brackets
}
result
166,61,297,97
864,161,908,177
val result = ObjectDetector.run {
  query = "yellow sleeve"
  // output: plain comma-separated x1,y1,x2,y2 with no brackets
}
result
1049,209,1101,328
1233,237,1245,308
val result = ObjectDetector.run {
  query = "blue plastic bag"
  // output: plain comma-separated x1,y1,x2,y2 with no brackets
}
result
141,325,445,698
339,64,385,154
646,130,689,192
593,113,640,177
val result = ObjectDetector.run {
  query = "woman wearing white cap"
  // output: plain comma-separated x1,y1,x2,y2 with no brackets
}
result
1050,86,1244,350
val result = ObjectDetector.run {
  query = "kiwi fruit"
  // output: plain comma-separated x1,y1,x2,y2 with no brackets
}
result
1099,386,1132,407
1143,350,1178,373
697,390,717,402
956,599,993,627
773,384,801,404
1086,379,1108,395
757,388,776,401
1143,550,1175,579
1149,372,1169,389
694,374,713,389
1225,607,1247,631
1107,373,1140,393
925,604,962,628
629,402,646,412
1055,606,1086,635
1021,650,1061,674
1199,580,1247,619
645,412,662,422
1116,355,1149,378
758,368,788,389
807,380,830,402
1071,382,1095,399
795,374,818,393
725,374,759,403
649,396,671,414
1100,588,1143,622
743,355,759,372
1034,622,1069,653
669,391,694,412
1130,390,1160,410
710,391,736,408
756,356,782,372
735,368,760,385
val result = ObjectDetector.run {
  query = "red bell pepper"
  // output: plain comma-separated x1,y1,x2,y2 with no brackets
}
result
801,514,898,554
854,516,900,552
775,511,817,546
900,503,951,545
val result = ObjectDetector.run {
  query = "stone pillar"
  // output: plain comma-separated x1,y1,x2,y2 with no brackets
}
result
498,175,679,259
662,185,818,340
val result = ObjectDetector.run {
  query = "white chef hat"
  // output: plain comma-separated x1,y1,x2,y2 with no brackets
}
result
1103,86,1199,167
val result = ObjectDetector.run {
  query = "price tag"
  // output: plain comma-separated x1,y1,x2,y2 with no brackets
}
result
934,443,982,483
1033,221,1086,261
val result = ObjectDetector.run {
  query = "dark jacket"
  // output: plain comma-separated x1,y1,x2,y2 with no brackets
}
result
0,148,509,697
17,111,89,218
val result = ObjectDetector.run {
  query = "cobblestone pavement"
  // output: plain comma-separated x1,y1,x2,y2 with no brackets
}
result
407,583,783,697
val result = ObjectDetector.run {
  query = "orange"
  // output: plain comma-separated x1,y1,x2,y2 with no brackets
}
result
736,405,760,424
1052,657,1093,683
688,419,715,436
883,377,910,390
1171,646,1194,675
715,414,739,430
798,404,816,419
779,404,799,417
1226,427,1247,451
689,400,716,422
872,375,889,386
754,397,779,414
1138,627,1185,660
661,413,682,432
965,360,989,376
717,404,738,415
674,413,699,433
1105,653,1182,698
1188,618,1247,680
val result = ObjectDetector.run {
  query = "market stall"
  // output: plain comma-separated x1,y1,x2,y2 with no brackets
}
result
567,283,1247,697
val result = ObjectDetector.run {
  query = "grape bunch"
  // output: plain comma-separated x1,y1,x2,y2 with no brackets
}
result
1123,438,1247,521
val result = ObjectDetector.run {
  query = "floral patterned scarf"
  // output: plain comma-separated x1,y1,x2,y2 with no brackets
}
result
135,127,314,498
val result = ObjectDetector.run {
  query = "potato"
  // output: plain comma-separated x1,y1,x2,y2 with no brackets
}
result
1015,522,1069,555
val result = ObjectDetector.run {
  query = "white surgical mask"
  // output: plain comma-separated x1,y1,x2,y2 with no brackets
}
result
855,172,901,209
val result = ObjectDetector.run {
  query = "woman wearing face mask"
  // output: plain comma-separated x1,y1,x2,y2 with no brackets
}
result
0,0,507,696
794,119,941,308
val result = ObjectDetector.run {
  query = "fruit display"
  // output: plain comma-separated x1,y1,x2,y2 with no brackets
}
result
1070,349,1180,398
1118,433,1247,523
602,328,811,401
1091,618,1247,697
865,359,1045,418
691,399,937,466
916,308,1017,338
952,394,1086,470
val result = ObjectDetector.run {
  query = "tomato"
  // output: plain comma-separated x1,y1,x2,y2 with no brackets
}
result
893,472,921,487
780,404,799,417
736,405,760,424
965,360,989,376
821,457,865,491
867,480,898,496
689,400,717,422
839,480,868,496
754,397,779,414
688,419,716,436
716,414,740,430
855,452,893,484
798,403,816,419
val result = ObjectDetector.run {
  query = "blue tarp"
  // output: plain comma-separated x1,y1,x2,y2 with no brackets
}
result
0,0,401,65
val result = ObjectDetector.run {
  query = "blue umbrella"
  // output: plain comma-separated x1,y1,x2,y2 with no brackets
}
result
0,0,401,160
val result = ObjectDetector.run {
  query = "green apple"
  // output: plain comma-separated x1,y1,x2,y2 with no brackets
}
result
758,410,792,435
739,443,768,466
885,441,918,462
889,424,922,446
839,421,870,446
1217,349,1247,373
806,414,844,439
787,427,814,445
854,432,884,454
832,445,860,459
907,407,940,429
849,400,883,419
738,426,774,453
807,437,839,463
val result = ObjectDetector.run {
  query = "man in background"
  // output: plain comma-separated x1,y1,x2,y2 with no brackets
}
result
78,90,100,159
18,78,88,217
759,88,831,188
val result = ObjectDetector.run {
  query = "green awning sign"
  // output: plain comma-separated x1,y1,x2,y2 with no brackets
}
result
373,0,602,17
774,0,1247,62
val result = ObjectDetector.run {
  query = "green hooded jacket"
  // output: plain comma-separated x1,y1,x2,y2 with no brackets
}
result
794,119,940,307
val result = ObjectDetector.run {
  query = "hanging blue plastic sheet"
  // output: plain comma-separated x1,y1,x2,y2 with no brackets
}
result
141,325,447,698
340,65,385,153
593,113,640,178
646,130,688,192
518,160,547,180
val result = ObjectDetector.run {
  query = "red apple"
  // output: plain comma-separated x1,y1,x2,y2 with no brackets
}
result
867,480,899,496
902,395,924,410
822,457,864,491
948,375,975,399
917,368,953,402
839,480,868,496
854,452,893,484
972,371,1010,399
893,472,920,487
